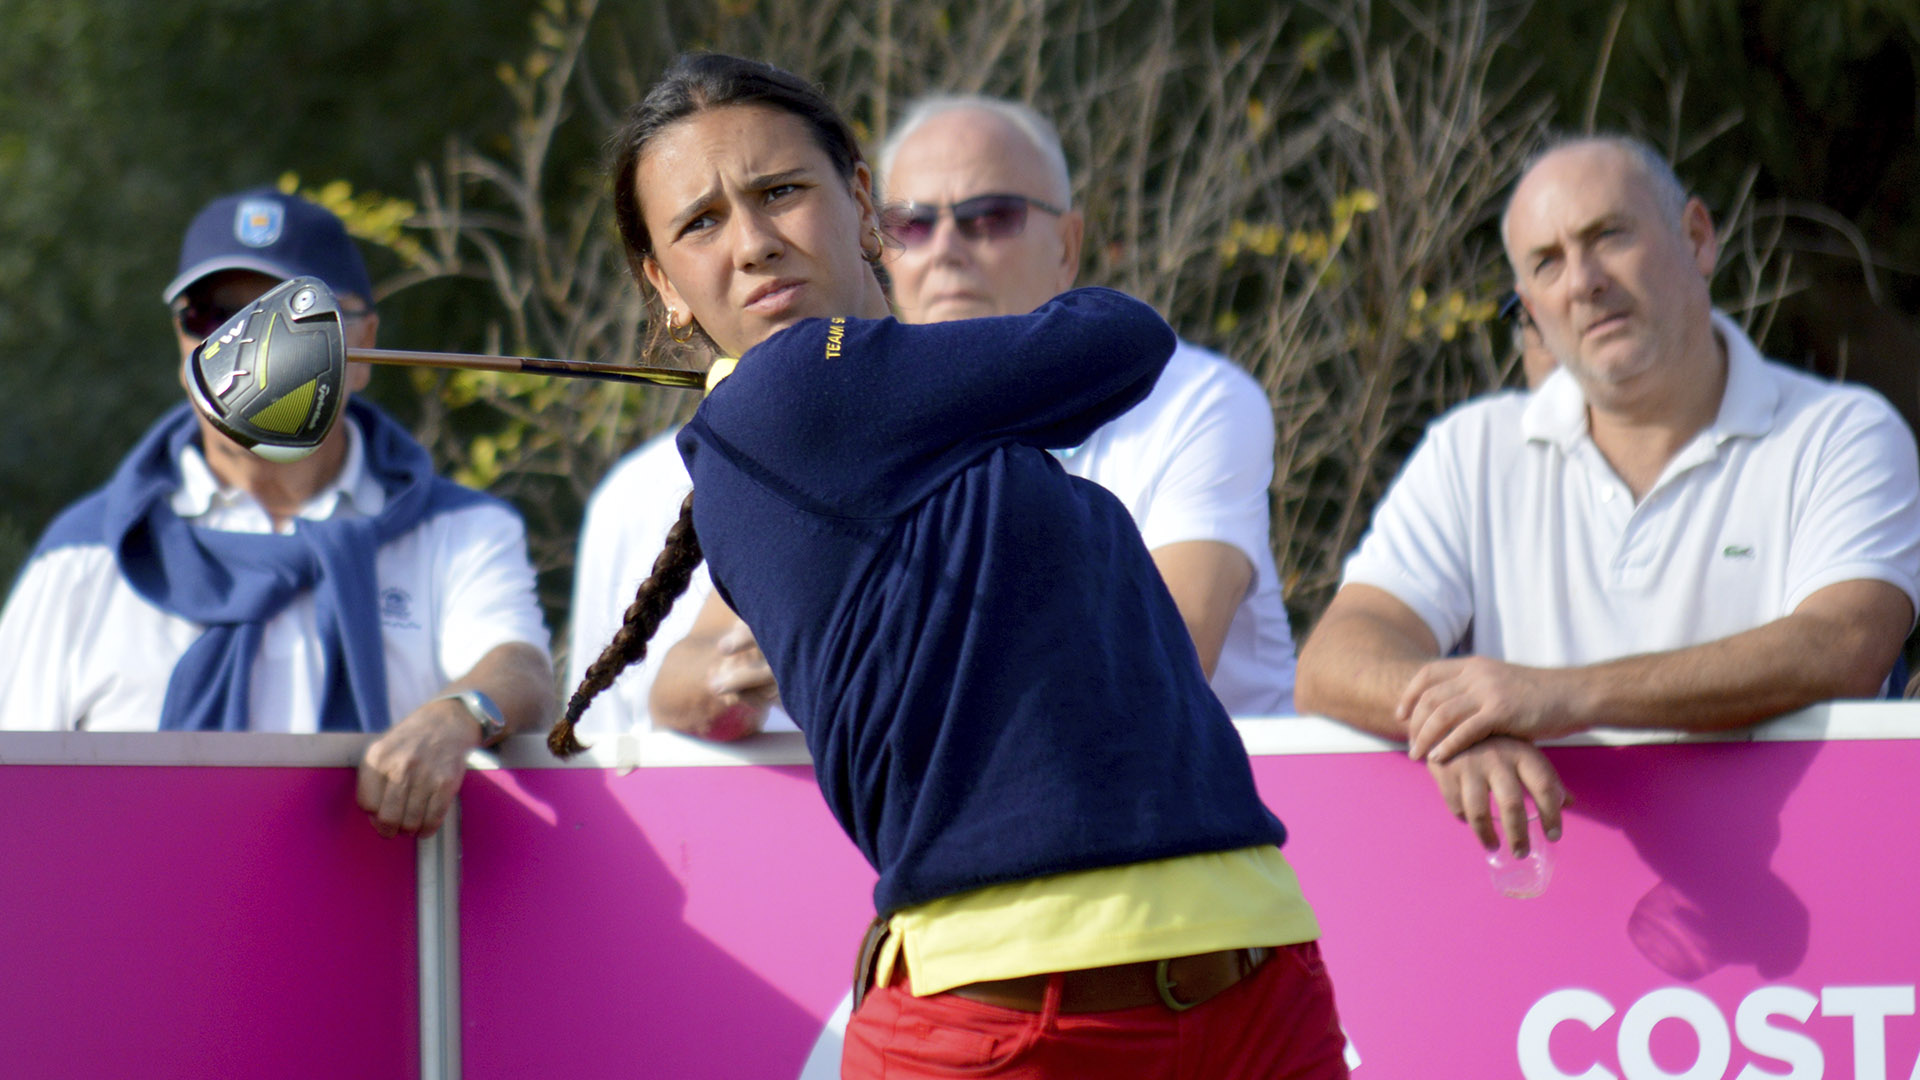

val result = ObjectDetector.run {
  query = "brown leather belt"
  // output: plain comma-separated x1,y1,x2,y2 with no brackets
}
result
857,925,1272,1016
852,916,1275,1015
942,947,1273,1014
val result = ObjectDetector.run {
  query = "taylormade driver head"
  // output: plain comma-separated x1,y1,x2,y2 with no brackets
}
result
183,275,348,462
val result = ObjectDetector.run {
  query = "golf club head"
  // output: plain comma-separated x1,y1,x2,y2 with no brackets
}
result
182,275,348,463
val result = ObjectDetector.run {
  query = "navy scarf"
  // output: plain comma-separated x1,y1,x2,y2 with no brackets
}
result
39,399,484,731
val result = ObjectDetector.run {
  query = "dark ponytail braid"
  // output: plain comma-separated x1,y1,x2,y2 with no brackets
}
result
549,492,704,757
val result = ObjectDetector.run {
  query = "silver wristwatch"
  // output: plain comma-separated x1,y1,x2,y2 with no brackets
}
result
436,689,508,748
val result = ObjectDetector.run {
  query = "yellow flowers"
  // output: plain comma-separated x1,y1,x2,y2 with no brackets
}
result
1219,220,1285,264
1334,190,1379,216
277,173,425,270
1246,99,1270,138
1288,230,1330,262
1213,186,1495,346
1216,188,1378,268
497,0,590,104
1405,287,1498,343
454,423,526,490
1295,25,1338,72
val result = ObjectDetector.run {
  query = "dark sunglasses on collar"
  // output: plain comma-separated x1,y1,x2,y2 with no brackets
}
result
883,193,1065,248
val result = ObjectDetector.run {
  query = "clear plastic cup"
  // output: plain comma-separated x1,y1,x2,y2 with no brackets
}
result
1486,812,1555,899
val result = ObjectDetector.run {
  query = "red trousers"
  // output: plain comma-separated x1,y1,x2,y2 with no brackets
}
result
841,942,1350,1079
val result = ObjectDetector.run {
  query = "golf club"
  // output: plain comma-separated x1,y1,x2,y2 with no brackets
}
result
183,275,707,462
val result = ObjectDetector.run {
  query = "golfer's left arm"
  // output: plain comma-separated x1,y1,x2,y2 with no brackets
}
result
358,642,555,838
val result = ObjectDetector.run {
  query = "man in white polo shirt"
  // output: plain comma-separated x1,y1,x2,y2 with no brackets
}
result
1296,135,1920,856
0,188,554,838
569,94,1296,738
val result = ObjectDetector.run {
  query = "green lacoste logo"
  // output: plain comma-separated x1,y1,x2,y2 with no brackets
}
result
1723,545,1754,559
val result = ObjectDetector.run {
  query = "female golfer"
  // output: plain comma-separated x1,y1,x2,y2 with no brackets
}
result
556,53,1348,1078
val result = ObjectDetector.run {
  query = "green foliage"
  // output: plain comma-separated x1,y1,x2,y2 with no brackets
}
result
0,0,539,583
1512,0,1920,297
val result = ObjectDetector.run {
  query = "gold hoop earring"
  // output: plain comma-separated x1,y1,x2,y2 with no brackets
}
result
668,311,697,345
862,223,885,264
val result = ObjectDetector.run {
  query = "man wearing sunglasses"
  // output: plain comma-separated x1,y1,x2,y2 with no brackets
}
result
875,96,1295,717
0,188,554,839
875,113,1079,327
568,96,1297,744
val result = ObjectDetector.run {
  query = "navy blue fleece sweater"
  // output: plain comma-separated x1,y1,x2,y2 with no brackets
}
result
678,287,1284,916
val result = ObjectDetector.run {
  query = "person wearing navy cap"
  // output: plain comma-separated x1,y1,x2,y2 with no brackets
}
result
0,187,556,839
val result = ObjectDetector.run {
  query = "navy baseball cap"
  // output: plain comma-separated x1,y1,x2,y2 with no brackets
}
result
163,187,374,305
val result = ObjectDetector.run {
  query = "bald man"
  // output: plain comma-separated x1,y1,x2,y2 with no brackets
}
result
875,99,1082,326
571,96,1297,740
1296,134,1920,855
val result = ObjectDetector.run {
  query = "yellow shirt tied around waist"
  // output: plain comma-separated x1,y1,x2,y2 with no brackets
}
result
875,845,1320,996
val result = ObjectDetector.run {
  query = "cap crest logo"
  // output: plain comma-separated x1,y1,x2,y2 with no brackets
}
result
234,199,284,248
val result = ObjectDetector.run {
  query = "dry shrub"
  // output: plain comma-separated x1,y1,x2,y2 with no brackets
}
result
347,0,1808,649
703,0,1547,625
320,0,698,610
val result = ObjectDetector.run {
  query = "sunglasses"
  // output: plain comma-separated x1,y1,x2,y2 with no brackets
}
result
172,298,246,340
884,193,1065,248
174,294,367,340
1498,290,1531,328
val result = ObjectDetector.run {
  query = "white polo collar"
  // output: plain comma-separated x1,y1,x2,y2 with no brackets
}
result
1521,309,1779,453
171,414,386,525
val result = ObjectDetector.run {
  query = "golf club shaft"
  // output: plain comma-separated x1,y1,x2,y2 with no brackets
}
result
347,347,707,389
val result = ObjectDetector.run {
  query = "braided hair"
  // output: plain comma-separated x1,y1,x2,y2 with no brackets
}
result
553,55,867,757
550,492,702,756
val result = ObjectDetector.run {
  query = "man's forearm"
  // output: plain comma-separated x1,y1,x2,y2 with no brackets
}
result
1549,607,1901,733
359,641,554,838
1150,540,1254,680
1295,605,1435,738
446,641,556,735
1403,581,1912,764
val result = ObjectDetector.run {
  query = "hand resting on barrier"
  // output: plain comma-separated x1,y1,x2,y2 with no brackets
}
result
357,641,554,837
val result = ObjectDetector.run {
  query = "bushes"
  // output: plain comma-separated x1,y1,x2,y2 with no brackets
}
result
341,0,1813,657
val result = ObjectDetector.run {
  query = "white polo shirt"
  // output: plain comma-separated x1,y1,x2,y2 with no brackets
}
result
0,417,550,732
1342,311,1920,666
1054,339,1296,715
568,338,1296,731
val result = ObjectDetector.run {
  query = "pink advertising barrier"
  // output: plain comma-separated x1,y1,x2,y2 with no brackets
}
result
5,705,1918,1079
0,733,419,1080
469,706,1920,1080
